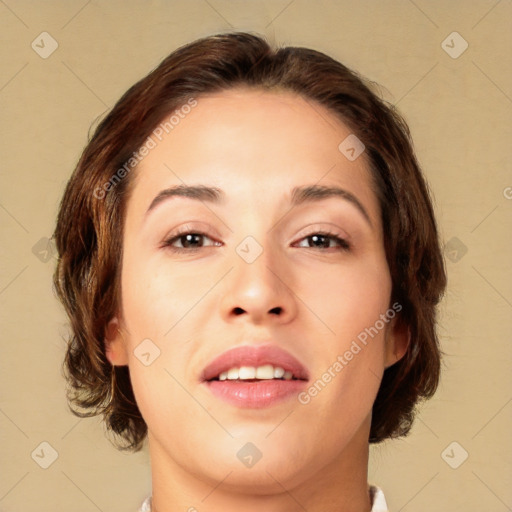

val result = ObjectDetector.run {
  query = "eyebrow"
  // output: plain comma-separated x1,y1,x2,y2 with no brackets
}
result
290,185,372,227
145,184,372,227
145,184,225,215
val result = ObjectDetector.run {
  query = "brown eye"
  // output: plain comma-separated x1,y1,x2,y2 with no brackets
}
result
171,233,204,249
163,231,221,252
295,232,350,251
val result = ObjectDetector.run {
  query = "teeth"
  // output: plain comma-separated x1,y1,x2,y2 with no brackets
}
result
273,366,285,379
255,365,274,379
217,365,294,381
239,366,256,379
226,368,239,380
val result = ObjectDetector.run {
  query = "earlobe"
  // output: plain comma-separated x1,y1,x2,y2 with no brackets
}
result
104,316,129,366
384,318,410,369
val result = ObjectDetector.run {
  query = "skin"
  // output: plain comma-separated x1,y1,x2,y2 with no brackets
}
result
105,88,409,512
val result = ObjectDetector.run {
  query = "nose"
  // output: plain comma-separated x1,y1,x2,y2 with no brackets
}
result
219,240,298,325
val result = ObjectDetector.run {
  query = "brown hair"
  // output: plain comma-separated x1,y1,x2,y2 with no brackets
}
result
53,31,447,451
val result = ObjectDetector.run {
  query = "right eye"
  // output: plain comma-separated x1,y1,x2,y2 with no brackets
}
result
162,230,222,252
293,230,351,252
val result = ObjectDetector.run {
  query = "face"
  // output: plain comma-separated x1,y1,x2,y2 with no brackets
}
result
106,88,407,492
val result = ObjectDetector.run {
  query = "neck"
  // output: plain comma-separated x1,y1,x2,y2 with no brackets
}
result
147,424,373,512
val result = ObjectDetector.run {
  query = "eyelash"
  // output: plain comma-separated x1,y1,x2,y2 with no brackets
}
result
162,229,350,253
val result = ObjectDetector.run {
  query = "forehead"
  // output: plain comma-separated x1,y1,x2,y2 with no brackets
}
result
142,87,357,167
127,87,379,224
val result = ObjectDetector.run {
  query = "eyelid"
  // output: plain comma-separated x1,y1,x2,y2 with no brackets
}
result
162,225,221,250
292,222,351,245
164,222,221,241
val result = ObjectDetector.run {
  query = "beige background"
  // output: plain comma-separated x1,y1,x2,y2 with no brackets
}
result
1,1,511,511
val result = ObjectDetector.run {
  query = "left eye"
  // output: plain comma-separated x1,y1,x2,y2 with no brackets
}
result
163,231,220,251
294,232,350,251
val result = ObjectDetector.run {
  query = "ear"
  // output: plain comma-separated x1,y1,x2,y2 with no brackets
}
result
384,316,410,369
104,316,129,366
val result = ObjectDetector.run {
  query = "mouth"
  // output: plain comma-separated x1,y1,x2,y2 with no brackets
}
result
200,344,309,408
206,364,302,382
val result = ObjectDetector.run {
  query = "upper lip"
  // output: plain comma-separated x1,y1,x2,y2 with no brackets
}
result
200,344,310,382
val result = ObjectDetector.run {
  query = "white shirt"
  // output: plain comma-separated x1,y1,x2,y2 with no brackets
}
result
138,484,389,511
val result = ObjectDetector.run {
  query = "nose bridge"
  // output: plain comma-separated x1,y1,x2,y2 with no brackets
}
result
235,231,284,296
220,227,296,322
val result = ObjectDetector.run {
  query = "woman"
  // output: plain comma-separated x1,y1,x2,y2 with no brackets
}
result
53,32,446,512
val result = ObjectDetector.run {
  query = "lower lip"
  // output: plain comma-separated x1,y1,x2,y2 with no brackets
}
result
204,379,308,408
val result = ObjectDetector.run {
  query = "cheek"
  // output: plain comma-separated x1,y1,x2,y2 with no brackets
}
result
120,248,208,341
298,255,392,347
295,256,391,413
118,252,214,432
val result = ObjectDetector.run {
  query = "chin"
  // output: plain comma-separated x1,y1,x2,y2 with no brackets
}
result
197,439,325,493
210,460,314,495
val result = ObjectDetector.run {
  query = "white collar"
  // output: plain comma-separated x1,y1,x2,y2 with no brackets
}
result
139,484,389,511
369,484,390,511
